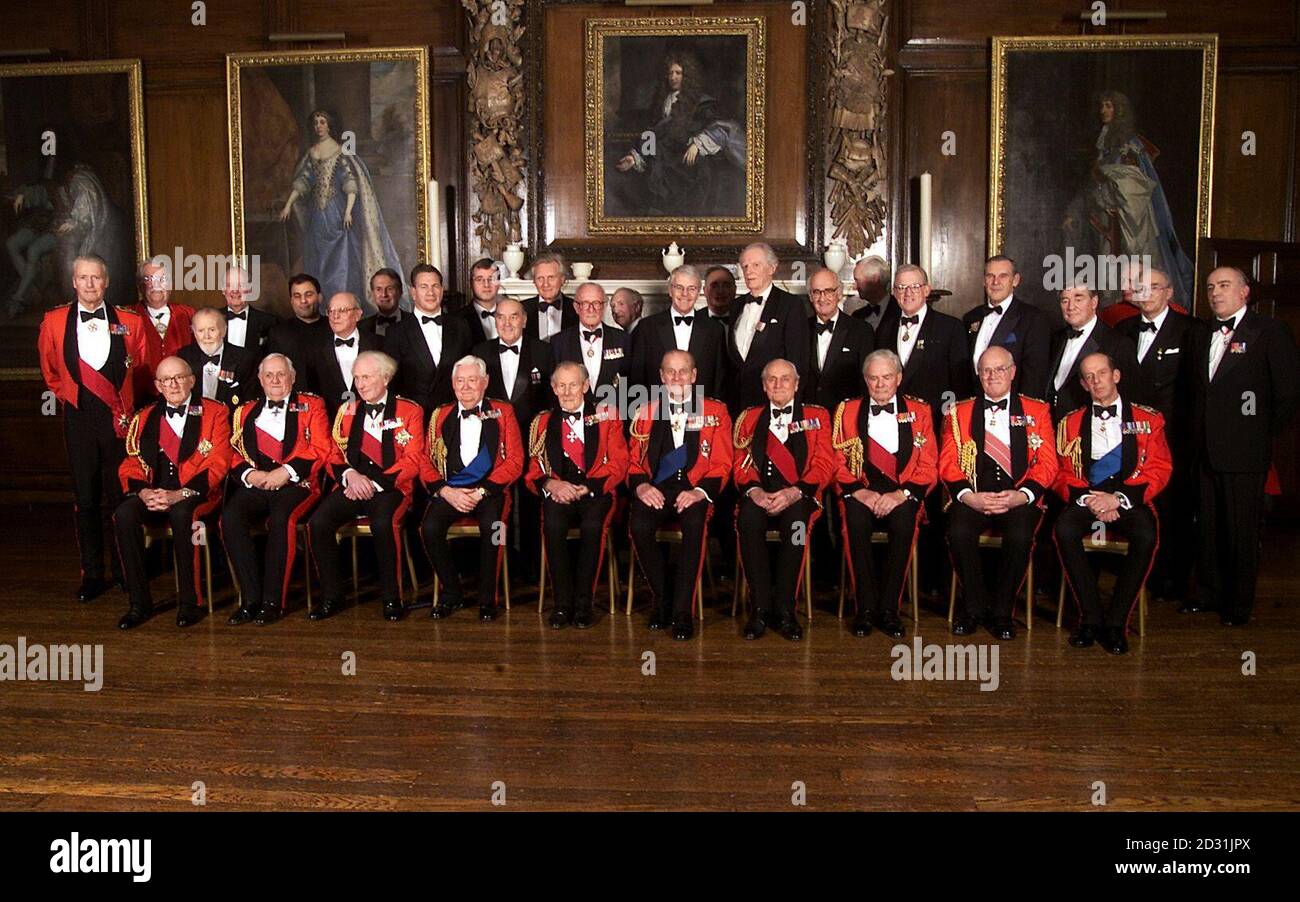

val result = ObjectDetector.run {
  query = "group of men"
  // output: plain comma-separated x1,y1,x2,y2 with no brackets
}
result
39,243,1298,653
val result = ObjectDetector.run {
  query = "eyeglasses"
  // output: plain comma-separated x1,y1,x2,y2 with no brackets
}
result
156,375,193,386
894,284,927,293
978,365,1014,377
810,288,840,299
327,308,360,317
575,301,604,310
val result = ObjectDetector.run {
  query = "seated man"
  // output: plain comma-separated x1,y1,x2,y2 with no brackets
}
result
627,350,733,640
525,361,629,629
178,307,257,409
733,358,835,641
114,356,232,629
308,351,425,622
831,350,937,639
222,353,332,625
421,355,524,622
942,346,1057,640
1053,351,1172,655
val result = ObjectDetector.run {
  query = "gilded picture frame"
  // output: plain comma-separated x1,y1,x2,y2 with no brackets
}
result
226,47,430,315
583,16,766,236
0,58,148,379
988,34,1217,313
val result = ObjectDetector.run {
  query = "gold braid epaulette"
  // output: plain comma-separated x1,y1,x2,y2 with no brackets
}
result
125,410,151,484
949,402,978,488
528,412,549,475
331,402,351,453
732,408,752,450
231,403,248,462
831,401,863,478
426,404,449,475
1056,416,1082,478
629,408,652,443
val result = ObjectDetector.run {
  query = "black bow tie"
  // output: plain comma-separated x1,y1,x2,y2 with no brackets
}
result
421,314,444,326
771,406,792,419
815,320,835,334
335,336,355,347
669,402,689,416
1138,320,1157,333
225,309,246,320
744,294,764,305
861,303,880,318
1216,318,1235,333
539,300,561,313
365,402,385,417
563,409,582,421
710,313,730,324
80,308,106,322
983,398,1007,411
266,399,285,411
1067,328,1084,339
675,316,694,327
461,406,481,419
871,402,895,416
583,328,602,341
1093,403,1117,419
166,405,186,418
154,312,166,321
480,308,494,320
203,353,221,366
498,343,519,354
987,304,1004,315
900,315,919,326
376,314,398,326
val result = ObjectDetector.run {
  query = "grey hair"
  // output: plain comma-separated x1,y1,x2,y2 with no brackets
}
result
760,357,799,381
258,352,297,379
551,360,589,385
191,306,227,335
740,242,778,267
356,350,398,381
669,264,702,286
531,252,568,277
894,263,929,284
452,355,489,378
574,281,607,302
72,253,110,277
854,255,890,282
863,348,903,376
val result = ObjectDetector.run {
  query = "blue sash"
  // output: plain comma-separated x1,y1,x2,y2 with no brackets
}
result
653,443,689,484
1088,444,1122,486
448,445,492,486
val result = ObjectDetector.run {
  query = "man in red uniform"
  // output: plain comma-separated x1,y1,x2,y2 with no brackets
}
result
1053,351,1172,654
115,356,232,628
38,254,149,602
131,259,194,401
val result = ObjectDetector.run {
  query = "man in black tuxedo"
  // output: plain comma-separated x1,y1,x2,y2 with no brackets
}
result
359,268,406,339
628,265,726,401
458,257,501,346
703,265,737,327
178,307,258,409
1116,267,1204,602
268,273,330,379
726,242,811,414
522,253,577,342
220,266,276,359
550,283,628,403
804,266,875,409
305,292,383,415
610,287,644,335
474,298,555,582
383,263,473,412
962,255,1051,397
1046,284,1141,420
849,255,900,333
1187,266,1300,625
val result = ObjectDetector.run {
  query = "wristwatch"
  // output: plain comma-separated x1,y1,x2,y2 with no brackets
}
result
475,486,487,499
179,488,198,499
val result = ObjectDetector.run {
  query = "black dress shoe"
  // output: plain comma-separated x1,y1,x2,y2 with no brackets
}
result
951,614,978,637
671,618,694,641
779,618,804,641
647,608,671,631
874,611,905,639
429,602,456,619
1069,624,1098,648
1220,612,1250,627
309,599,339,621
176,605,204,628
254,604,282,625
1100,626,1128,655
117,606,152,630
549,608,572,629
850,612,873,637
1178,600,1215,614
227,607,258,626
986,618,1015,641
573,607,595,629
383,601,405,621
77,577,111,603
479,605,497,622
742,611,767,640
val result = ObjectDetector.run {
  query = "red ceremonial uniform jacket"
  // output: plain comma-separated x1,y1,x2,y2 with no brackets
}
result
119,395,232,501
831,395,938,499
422,398,524,495
732,402,836,498
1052,398,1172,507
38,302,149,430
325,395,425,497
131,301,196,398
229,391,332,488
525,402,630,496
939,395,1058,502
627,396,733,499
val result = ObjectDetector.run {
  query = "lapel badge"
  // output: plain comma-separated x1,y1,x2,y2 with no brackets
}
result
197,439,212,456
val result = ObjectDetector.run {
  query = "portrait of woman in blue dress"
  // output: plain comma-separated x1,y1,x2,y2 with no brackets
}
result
277,109,403,312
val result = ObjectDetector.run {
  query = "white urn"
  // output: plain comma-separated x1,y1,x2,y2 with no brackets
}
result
662,241,685,274
503,243,525,280
823,241,848,277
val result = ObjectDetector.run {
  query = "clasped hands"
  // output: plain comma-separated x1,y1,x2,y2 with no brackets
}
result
747,486,803,516
851,487,912,518
1082,491,1124,523
137,488,186,511
440,485,485,514
636,483,706,513
544,479,591,505
961,489,1029,516
245,467,292,492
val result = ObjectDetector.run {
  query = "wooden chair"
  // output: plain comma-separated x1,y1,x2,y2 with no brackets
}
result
731,531,814,621
838,532,921,623
430,517,512,611
1056,536,1149,637
624,526,716,621
946,531,1038,632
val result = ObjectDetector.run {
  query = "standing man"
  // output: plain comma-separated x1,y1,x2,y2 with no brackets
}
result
1046,283,1141,420
38,254,149,601
360,268,406,339
526,362,629,629
962,255,1051,396
804,266,875,410
420,356,524,621
306,292,383,415
627,350,733,640
383,264,473,412
727,242,811,414
848,256,899,332
551,283,629,401
1188,267,1300,625
178,307,257,409
221,265,276,357
1053,352,1171,653
458,258,501,346
115,357,231,628
223,353,331,625
131,260,194,401
308,351,425,622
522,253,578,342
628,265,726,402
732,359,835,641
610,287,644,334
268,273,331,378
943,346,1057,639
703,265,737,326
831,351,938,639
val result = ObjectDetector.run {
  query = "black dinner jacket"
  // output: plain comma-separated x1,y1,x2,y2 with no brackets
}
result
804,313,875,410
474,335,555,445
726,285,812,414
1045,319,1142,420
1117,308,1203,449
359,308,406,340
851,296,901,333
178,341,258,409
876,307,971,422
305,330,383,415
382,311,473,412
627,309,726,400
267,316,330,381
522,294,578,342
458,301,499,346
962,297,1052,397
224,306,277,358
1191,307,1300,474
551,323,629,395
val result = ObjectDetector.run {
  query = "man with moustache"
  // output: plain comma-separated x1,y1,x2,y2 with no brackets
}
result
383,264,473,412
220,265,276,356
131,260,194,400
804,267,875,410
610,287,644,334
1046,282,1141,420
522,253,578,342
360,268,406,339
267,273,331,378
962,255,1051,396
727,243,811,414
178,307,257,410
115,356,232,628
222,353,332,625
628,265,726,401
305,292,382,415
458,258,502,346
703,265,737,326
39,254,149,602
551,282,629,400
848,255,899,332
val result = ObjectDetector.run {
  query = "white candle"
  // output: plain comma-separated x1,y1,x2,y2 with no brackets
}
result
428,179,443,273
918,172,932,281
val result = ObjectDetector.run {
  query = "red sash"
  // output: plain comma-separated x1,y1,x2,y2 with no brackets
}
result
867,437,898,482
159,418,181,465
78,359,126,438
361,429,385,467
984,431,1013,477
562,418,585,471
764,432,798,485
255,427,282,464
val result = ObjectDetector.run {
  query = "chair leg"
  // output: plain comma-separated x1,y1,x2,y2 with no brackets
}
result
404,534,419,601
731,536,742,617
1056,576,1066,629
1139,586,1147,638
171,539,180,597
536,545,547,613
910,545,919,624
704,546,717,604
501,546,511,611
837,554,846,619
625,545,636,616
433,575,440,606
607,549,617,615
1026,560,1035,633
696,573,705,623
803,547,813,621
204,543,214,615
948,571,957,624
303,529,313,614
351,536,359,597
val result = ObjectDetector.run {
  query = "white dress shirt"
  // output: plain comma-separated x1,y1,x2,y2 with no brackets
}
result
734,284,773,361
537,298,564,342
332,330,361,390
769,402,792,444
955,394,1034,504
895,305,927,368
1135,306,1169,363
197,344,222,400
163,404,186,440
225,307,248,347
671,310,695,351
1054,315,1099,391
865,394,900,454
473,303,499,340
580,325,604,387
814,316,837,370
458,403,484,466
417,311,444,366
75,304,110,369
973,296,1011,371
1080,392,1129,508
148,305,171,337
1209,307,1244,380
345,393,391,492
499,339,522,398
240,398,299,487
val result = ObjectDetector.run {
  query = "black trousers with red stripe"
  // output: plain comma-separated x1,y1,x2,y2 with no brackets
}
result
113,495,202,610
542,493,613,614
65,399,125,583
947,501,1041,623
421,493,507,608
842,495,919,618
309,489,406,606
1055,502,1157,629
737,494,818,620
222,483,315,611
629,488,710,619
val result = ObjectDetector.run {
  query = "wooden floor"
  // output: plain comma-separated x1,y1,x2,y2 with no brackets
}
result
1,503,1298,812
